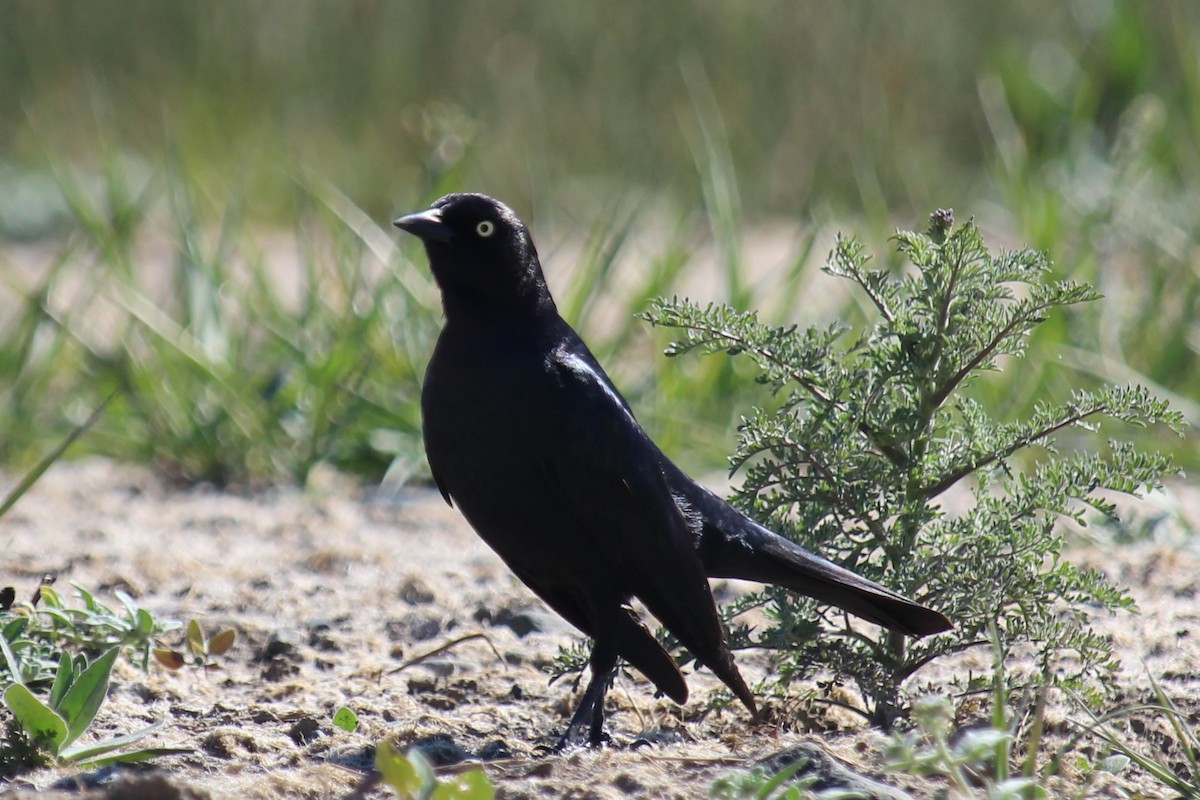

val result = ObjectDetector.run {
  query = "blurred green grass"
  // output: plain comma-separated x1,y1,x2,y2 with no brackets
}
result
0,1,1196,483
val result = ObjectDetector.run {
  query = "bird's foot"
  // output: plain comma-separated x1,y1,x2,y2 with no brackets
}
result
544,725,612,755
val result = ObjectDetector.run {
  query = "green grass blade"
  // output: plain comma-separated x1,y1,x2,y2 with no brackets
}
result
1146,668,1200,777
73,747,192,770
0,390,117,520
1089,726,1190,795
756,758,807,797
558,197,641,329
59,718,169,763
300,173,438,308
681,56,756,311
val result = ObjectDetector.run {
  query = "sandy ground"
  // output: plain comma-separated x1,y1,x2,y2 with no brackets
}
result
1,459,1197,799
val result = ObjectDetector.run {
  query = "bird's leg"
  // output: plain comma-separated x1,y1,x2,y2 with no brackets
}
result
587,690,608,747
556,634,617,751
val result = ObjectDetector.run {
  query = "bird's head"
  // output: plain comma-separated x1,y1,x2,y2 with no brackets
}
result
393,193,555,322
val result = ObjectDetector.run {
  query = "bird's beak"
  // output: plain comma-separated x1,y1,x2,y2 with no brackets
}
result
393,207,456,244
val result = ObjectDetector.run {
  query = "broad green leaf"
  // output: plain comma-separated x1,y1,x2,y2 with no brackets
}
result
377,741,433,798
49,650,74,709
37,585,63,608
41,606,72,626
57,647,119,747
74,583,97,611
2,616,29,641
954,727,1011,761
432,769,495,800
3,684,68,753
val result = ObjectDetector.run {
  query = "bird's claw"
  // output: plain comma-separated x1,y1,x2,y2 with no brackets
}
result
546,726,612,755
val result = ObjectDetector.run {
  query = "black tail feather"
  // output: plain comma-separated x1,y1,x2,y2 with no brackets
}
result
746,533,952,636
683,481,953,637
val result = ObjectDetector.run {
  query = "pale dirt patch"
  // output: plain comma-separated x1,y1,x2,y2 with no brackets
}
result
1,459,1195,799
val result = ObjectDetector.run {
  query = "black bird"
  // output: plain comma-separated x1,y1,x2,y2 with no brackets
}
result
394,193,951,748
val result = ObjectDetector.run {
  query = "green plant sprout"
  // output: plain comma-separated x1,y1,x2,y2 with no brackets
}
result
374,741,494,800
712,757,857,800
333,707,360,733
1,581,178,691
1,648,185,772
153,618,236,672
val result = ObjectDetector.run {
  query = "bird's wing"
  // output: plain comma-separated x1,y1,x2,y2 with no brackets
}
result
429,469,453,506
543,342,755,712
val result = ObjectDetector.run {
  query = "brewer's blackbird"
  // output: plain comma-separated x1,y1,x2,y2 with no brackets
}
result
394,193,951,748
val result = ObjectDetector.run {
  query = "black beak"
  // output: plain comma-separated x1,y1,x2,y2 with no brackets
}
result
393,207,455,244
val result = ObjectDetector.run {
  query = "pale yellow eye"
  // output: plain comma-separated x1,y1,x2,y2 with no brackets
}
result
476,220,495,237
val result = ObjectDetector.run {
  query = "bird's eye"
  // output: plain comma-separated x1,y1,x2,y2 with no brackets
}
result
476,220,495,238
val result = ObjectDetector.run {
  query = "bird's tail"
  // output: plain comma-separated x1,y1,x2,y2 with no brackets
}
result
732,528,952,636
692,496,952,637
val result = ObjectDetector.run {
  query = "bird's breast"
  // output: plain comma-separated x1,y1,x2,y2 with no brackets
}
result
422,333,562,494
420,330,617,577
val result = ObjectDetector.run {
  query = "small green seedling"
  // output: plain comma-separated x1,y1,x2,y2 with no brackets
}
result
153,618,236,671
375,741,494,800
887,696,1045,799
1,647,185,768
2,580,178,691
712,758,836,799
333,706,359,733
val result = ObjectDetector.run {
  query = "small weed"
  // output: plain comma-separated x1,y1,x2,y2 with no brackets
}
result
711,756,855,799
645,210,1182,725
0,581,178,689
1064,669,1199,798
0,648,186,774
332,706,359,733
0,584,186,775
887,695,1046,800
152,619,236,672
374,741,493,800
